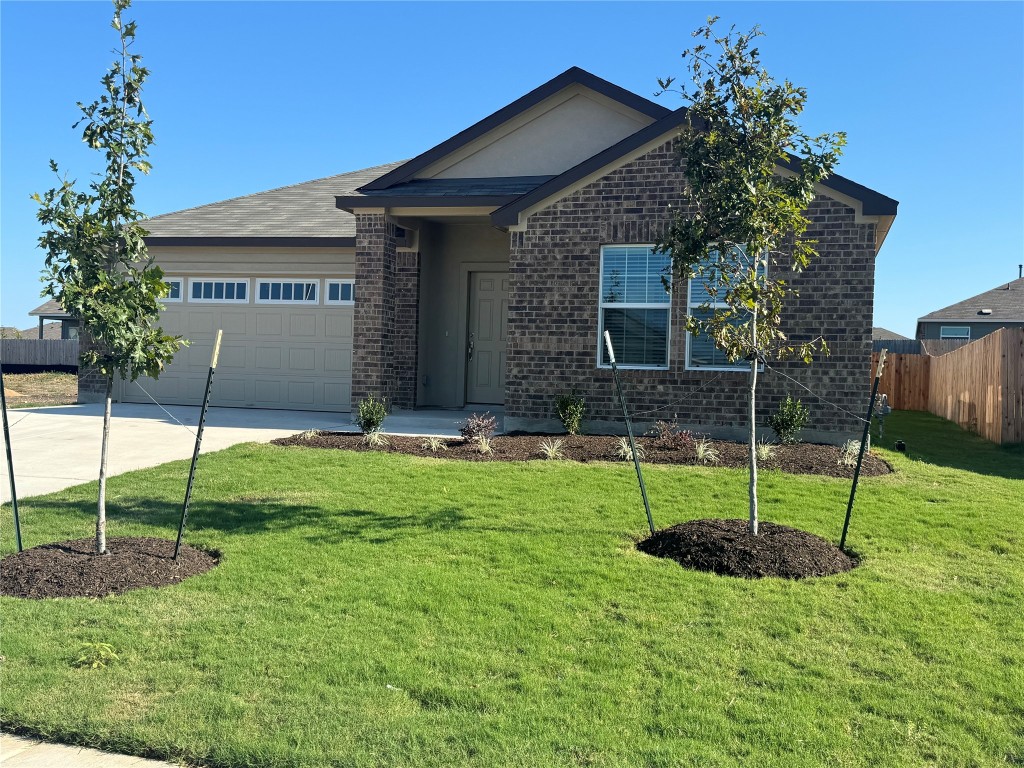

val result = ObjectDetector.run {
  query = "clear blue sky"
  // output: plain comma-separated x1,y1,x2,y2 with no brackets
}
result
2,1,1022,337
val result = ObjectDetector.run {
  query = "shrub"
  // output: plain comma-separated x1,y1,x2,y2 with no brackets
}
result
694,437,720,465
421,437,448,453
297,429,324,442
554,393,587,435
356,396,387,434
538,438,565,460
767,396,809,444
648,420,695,452
615,437,645,462
460,412,497,442
475,436,493,455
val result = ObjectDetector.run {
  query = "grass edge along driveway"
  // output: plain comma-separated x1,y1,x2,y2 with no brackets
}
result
1,411,1022,767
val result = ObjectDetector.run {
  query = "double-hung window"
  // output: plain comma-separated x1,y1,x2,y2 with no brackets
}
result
686,245,764,370
598,245,672,369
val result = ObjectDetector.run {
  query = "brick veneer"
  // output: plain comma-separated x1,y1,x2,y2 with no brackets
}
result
505,141,877,440
351,214,420,410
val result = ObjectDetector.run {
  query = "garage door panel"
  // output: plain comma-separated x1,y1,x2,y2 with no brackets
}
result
255,347,283,370
213,377,248,405
289,348,316,371
326,314,353,338
256,313,283,337
124,301,352,413
221,312,248,335
325,349,352,373
287,381,316,405
289,314,317,337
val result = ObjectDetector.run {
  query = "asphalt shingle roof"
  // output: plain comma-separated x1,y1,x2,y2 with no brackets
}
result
142,161,405,240
28,300,71,318
872,326,910,341
917,277,1024,323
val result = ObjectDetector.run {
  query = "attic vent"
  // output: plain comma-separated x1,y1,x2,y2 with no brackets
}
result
978,309,992,315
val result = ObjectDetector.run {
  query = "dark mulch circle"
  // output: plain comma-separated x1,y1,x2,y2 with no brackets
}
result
273,432,891,479
0,537,219,599
637,519,857,579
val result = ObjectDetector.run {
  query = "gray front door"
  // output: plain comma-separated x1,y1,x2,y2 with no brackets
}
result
466,272,508,404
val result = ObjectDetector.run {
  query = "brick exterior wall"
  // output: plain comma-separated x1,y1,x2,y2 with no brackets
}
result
505,140,877,440
351,213,420,410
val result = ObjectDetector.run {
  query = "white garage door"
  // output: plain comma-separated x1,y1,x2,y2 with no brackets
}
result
122,300,353,412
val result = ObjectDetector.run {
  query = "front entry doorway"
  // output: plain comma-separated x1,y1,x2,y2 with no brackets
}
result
466,271,508,404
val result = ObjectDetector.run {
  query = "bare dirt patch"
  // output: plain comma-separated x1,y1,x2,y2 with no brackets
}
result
638,519,857,579
272,432,891,479
0,537,218,599
2,372,77,408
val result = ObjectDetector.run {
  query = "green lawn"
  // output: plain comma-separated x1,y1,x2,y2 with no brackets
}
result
1,412,1022,767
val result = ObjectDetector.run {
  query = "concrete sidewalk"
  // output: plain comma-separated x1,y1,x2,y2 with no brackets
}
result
1,732,184,767
1,402,497,502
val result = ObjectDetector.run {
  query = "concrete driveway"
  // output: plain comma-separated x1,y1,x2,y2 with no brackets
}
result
0,403,355,502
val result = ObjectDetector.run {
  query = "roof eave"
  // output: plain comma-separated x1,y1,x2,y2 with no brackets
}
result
144,236,357,248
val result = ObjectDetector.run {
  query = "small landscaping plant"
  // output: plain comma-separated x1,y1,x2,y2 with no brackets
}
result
297,429,324,442
356,395,388,434
755,438,777,463
694,437,720,465
615,437,645,462
475,436,494,455
362,430,390,450
768,396,810,444
554,393,587,435
73,642,119,670
459,412,497,442
421,437,448,453
649,420,696,452
538,438,565,460
838,439,861,467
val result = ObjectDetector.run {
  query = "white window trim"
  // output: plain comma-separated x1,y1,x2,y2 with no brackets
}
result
255,278,321,305
685,249,765,372
939,325,971,340
596,244,672,370
163,277,184,303
324,279,355,306
187,278,251,304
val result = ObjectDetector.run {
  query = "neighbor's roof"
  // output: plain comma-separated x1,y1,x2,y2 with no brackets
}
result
142,161,405,246
872,326,910,341
28,300,72,319
917,277,1024,323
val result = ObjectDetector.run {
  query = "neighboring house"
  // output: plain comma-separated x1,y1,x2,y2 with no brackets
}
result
28,300,79,340
916,275,1024,342
872,327,909,341
91,67,898,440
21,322,64,340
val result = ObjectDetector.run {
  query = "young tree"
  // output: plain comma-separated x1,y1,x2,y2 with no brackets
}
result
656,18,846,536
34,0,184,554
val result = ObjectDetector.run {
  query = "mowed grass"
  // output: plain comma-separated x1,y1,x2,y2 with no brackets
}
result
1,412,1021,767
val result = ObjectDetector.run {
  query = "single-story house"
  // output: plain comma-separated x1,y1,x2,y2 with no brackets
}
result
916,274,1024,342
84,67,899,440
872,327,909,342
28,300,79,339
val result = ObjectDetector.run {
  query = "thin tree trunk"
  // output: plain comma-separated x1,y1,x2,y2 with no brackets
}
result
748,313,759,537
96,372,113,554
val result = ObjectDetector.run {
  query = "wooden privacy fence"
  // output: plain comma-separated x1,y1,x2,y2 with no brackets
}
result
872,327,1024,444
0,339,80,369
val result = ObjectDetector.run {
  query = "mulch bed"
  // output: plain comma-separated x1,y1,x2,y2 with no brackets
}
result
0,537,219,599
272,432,891,479
638,519,857,579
